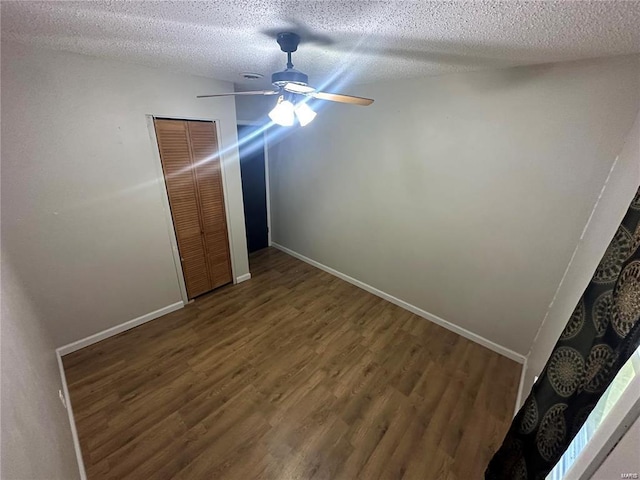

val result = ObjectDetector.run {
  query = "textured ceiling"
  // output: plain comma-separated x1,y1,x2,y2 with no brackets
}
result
2,1,640,92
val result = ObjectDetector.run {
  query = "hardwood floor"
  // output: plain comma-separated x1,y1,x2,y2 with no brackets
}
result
63,247,521,480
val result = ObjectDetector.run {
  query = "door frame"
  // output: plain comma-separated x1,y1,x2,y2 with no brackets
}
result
146,115,239,304
237,120,272,247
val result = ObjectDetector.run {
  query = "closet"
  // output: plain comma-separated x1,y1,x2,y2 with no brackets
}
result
154,118,232,299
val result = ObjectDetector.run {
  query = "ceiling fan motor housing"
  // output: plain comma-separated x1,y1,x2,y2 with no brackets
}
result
272,68,309,88
272,32,309,88
276,32,300,53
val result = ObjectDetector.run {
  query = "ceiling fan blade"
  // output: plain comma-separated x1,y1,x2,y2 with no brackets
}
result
197,90,278,98
311,91,374,106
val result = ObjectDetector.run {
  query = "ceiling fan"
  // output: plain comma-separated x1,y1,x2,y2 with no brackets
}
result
197,32,374,127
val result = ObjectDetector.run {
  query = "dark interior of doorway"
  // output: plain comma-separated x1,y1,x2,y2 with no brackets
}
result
237,125,269,253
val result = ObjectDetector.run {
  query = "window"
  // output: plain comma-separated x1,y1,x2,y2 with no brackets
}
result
547,346,640,480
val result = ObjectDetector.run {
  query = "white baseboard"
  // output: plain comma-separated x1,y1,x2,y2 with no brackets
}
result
56,353,87,480
56,301,184,356
236,273,252,283
271,242,527,365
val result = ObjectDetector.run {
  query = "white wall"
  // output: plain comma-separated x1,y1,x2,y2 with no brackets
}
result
1,254,80,479
267,55,640,356
1,42,249,347
524,111,640,394
592,415,640,480
236,94,275,123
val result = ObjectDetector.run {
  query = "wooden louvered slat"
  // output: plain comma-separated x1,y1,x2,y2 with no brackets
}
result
187,121,233,288
154,119,212,298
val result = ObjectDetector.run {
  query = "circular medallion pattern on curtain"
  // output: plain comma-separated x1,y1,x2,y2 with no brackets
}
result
593,226,632,284
612,260,640,338
592,290,612,337
519,397,539,435
536,403,568,462
513,458,528,480
560,299,585,340
582,344,617,393
632,224,640,252
547,347,584,397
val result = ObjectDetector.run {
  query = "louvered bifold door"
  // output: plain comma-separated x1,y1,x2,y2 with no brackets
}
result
154,119,213,298
186,121,233,288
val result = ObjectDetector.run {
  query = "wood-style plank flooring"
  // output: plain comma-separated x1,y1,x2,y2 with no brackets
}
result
63,248,521,479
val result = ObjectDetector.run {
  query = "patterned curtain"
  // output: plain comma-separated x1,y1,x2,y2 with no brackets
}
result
486,187,640,480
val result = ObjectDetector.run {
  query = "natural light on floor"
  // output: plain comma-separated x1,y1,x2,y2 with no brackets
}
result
548,345,640,480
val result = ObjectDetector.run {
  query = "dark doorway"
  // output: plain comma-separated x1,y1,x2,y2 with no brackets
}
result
237,125,269,253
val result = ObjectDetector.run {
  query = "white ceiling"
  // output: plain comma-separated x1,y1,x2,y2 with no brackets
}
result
2,1,640,92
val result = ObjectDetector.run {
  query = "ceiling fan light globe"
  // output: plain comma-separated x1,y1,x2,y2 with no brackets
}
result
294,103,317,126
268,99,295,126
